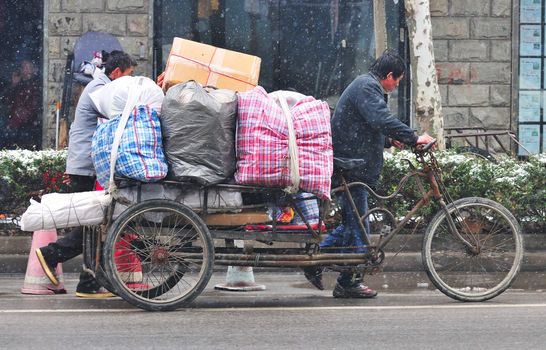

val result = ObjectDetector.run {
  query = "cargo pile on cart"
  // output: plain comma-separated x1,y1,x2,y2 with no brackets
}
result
21,37,332,232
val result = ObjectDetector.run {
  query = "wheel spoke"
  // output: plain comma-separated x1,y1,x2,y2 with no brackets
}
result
423,198,522,302
105,200,213,311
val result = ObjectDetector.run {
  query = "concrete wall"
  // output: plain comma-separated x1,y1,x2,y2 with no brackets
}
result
429,0,513,149
43,0,152,148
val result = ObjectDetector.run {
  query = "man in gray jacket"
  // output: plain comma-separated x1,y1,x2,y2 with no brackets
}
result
36,51,136,298
304,51,434,298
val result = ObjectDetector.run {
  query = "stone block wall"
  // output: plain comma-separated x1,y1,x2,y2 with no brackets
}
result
429,0,513,150
43,0,152,148
40,1,516,151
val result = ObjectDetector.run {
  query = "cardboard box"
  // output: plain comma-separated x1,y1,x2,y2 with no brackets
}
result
163,38,261,92
205,210,271,226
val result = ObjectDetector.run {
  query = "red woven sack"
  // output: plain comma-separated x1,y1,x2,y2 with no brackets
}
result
235,86,333,200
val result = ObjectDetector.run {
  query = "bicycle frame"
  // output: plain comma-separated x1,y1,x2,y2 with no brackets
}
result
89,145,478,273
333,148,477,260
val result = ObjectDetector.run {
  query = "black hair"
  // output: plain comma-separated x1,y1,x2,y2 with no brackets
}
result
101,50,109,63
103,50,137,76
369,50,406,80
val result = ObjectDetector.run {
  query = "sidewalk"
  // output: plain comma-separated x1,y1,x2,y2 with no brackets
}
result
0,269,546,301
2,234,545,290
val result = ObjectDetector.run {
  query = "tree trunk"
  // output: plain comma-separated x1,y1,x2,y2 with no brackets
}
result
405,0,445,149
373,0,387,58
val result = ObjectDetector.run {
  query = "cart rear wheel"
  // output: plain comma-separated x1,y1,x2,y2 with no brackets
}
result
104,199,214,311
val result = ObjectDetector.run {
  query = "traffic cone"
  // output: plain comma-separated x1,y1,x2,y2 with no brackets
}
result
21,229,67,295
99,181,146,290
114,233,147,290
214,266,266,291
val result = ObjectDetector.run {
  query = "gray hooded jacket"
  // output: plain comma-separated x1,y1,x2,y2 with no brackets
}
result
66,72,111,176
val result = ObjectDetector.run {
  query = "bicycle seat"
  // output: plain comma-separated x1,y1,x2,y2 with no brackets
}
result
333,158,349,176
333,157,368,170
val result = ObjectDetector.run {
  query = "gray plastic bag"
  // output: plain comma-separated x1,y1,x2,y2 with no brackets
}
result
161,81,237,184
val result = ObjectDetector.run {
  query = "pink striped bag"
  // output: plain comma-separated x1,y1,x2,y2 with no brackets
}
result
235,86,333,200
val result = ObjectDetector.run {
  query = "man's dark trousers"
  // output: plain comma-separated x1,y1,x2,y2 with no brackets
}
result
40,174,100,292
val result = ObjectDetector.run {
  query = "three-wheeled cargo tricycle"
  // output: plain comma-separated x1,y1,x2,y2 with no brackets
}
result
82,141,523,311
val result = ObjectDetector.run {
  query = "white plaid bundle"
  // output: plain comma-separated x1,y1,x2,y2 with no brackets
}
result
92,105,168,187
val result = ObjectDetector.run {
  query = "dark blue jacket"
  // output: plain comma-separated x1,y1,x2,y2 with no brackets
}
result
331,73,418,187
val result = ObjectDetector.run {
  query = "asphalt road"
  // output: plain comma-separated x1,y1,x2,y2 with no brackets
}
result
1,272,546,349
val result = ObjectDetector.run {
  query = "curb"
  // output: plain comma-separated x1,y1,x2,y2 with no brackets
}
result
2,234,544,274
1,254,84,274
3,233,545,252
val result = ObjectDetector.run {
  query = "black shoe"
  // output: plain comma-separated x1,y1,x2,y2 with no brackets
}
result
35,248,59,286
76,279,116,299
75,288,115,299
303,267,324,290
333,282,377,299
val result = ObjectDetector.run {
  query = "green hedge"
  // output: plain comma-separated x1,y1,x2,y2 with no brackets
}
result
0,149,545,231
380,150,546,232
0,150,67,215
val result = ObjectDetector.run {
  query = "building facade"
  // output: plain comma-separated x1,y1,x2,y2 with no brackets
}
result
0,0,543,155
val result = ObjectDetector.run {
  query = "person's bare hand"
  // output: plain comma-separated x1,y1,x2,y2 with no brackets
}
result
391,139,405,149
416,132,435,145
62,172,71,186
156,72,164,88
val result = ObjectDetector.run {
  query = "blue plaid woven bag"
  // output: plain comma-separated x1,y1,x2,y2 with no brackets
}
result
291,192,320,225
92,105,168,187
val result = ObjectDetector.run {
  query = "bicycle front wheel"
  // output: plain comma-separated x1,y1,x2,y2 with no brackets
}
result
422,197,523,302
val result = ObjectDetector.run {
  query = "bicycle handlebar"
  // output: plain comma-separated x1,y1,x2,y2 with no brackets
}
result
422,139,437,152
414,139,437,153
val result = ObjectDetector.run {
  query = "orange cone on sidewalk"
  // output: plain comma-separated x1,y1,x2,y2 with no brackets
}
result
21,229,66,295
114,234,147,289
214,266,266,291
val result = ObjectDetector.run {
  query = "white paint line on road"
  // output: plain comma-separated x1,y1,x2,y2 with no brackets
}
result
2,303,546,313
199,303,546,312
0,309,140,313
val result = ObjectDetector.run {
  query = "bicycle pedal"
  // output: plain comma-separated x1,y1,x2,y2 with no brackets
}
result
369,266,383,275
